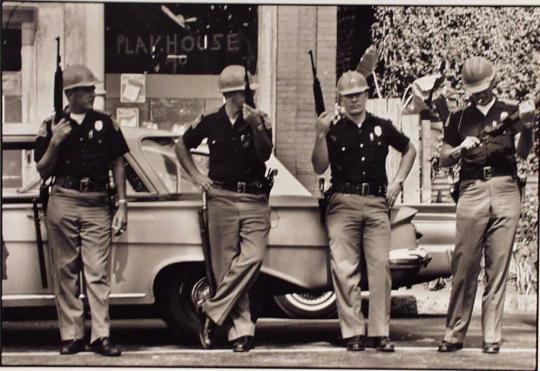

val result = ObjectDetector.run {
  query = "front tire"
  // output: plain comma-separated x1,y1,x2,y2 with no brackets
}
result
155,268,208,343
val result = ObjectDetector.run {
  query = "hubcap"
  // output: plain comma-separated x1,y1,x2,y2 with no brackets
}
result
190,277,210,308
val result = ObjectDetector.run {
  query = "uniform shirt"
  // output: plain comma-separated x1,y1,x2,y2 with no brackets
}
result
443,98,519,170
34,109,130,180
327,112,410,185
182,105,273,183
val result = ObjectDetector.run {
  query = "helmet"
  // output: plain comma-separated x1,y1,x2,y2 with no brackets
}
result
63,64,100,91
461,56,495,94
218,65,258,93
337,70,369,96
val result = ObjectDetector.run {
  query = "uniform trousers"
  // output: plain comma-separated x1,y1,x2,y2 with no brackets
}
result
46,185,112,343
443,176,521,344
326,193,391,339
203,188,270,341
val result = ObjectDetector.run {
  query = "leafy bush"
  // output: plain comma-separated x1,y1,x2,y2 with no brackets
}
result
371,6,539,294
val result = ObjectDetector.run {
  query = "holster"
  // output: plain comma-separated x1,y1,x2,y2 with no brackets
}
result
264,169,278,197
318,188,332,224
39,178,53,215
449,180,460,204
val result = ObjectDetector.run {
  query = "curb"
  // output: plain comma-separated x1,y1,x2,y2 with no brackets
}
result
391,289,537,315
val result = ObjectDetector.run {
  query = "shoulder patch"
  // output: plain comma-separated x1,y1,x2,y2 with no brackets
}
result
189,115,204,130
36,120,49,138
93,108,113,117
260,112,272,130
111,116,121,131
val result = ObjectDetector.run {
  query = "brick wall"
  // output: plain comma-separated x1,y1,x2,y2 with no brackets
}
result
275,6,337,194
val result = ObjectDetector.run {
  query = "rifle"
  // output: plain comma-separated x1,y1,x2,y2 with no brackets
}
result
243,60,255,109
478,96,539,142
198,192,216,296
54,37,64,124
32,199,48,289
309,50,325,116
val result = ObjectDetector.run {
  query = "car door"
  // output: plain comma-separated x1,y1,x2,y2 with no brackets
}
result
2,138,55,306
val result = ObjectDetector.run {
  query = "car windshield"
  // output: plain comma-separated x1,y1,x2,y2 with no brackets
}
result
140,137,208,194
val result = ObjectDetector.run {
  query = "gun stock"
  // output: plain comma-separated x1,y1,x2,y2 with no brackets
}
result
309,50,325,116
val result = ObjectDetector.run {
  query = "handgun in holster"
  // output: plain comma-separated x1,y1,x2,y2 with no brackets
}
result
318,177,331,223
264,168,278,197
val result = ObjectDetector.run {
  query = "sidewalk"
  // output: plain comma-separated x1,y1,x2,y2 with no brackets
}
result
392,284,538,315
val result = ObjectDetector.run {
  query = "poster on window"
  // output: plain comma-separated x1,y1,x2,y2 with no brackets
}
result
120,74,146,103
116,107,139,128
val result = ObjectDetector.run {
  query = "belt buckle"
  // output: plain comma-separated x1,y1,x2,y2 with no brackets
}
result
80,177,90,192
237,182,246,193
361,183,370,196
483,166,492,180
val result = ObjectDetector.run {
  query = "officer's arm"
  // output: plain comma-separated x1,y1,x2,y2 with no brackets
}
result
251,124,273,162
440,142,464,167
36,141,62,179
174,137,203,179
111,156,127,203
311,132,329,174
245,109,272,161
392,142,416,184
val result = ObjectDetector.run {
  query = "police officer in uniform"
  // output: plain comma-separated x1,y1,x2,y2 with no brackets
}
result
312,71,416,352
175,65,273,352
438,56,535,354
35,64,129,356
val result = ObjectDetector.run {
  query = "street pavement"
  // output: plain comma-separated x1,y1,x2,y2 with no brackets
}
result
1,313,537,370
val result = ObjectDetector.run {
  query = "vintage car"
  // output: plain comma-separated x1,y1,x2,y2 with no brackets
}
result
2,124,456,342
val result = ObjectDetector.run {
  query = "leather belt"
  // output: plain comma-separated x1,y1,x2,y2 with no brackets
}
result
213,180,268,195
332,182,387,196
460,166,514,181
55,176,108,192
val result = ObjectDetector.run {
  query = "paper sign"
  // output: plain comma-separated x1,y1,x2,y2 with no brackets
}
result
121,74,146,103
116,107,139,128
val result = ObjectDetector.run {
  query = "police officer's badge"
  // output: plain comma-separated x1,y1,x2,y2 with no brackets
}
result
95,120,103,132
374,125,382,137
241,133,251,148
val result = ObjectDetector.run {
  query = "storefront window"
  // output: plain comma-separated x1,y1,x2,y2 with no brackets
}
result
104,4,258,132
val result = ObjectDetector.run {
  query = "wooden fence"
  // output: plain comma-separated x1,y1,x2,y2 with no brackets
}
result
367,98,441,204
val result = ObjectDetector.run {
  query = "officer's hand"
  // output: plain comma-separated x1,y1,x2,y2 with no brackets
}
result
386,181,402,208
243,104,263,130
193,173,213,192
51,119,72,144
519,99,536,128
459,136,480,151
112,204,128,236
316,111,334,135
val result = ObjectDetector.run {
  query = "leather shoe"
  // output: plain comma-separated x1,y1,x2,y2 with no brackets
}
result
482,342,500,354
373,336,395,352
89,337,121,357
345,335,366,351
232,336,255,352
60,339,85,355
437,341,463,352
198,313,216,349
